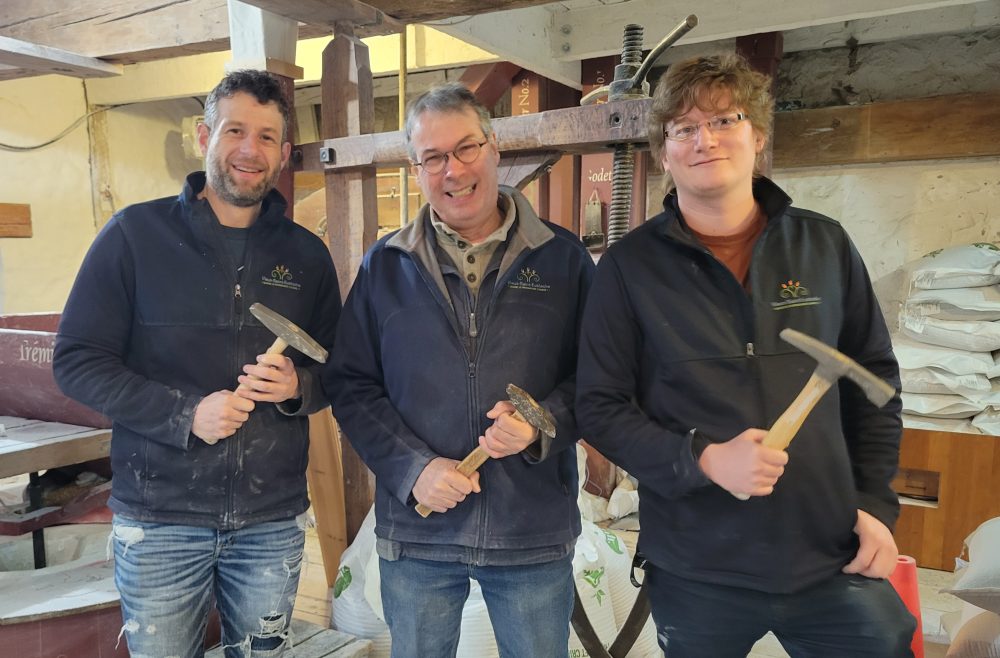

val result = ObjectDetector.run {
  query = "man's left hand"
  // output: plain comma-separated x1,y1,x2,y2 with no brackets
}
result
236,354,300,403
478,400,539,459
842,509,899,579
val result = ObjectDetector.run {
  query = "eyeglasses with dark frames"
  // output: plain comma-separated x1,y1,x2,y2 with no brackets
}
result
413,139,489,174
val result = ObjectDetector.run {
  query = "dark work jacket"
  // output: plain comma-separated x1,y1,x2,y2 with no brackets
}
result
326,186,594,550
54,173,342,529
576,177,902,594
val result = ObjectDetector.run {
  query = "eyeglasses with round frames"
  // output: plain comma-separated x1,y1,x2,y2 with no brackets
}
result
664,112,748,142
413,139,489,174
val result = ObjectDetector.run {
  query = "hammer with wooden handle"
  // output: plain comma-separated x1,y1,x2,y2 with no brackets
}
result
415,383,556,517
733,328,896,500
200,303,329,446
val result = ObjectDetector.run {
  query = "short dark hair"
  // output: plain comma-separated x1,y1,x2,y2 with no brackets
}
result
404,82,493,161
649,54,773,191
204,69,292,142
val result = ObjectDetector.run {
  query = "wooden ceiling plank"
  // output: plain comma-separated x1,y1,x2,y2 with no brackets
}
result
235,0,403,36
433,5,581,89
0,34,122,78
361,0,561,23
558,0,984,61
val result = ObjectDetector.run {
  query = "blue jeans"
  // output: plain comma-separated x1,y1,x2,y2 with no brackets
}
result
379,553,575,658
111,514,306,658
646,565,916,657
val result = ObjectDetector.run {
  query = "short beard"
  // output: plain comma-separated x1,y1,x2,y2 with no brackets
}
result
206,156,280,208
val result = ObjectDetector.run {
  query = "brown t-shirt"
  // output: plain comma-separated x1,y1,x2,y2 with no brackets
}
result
689,210,766,289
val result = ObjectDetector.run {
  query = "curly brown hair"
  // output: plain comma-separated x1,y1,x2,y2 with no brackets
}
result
648,54,773,192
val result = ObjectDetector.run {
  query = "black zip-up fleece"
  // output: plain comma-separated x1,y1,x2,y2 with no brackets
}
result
54,173,342,530
577,177,902,594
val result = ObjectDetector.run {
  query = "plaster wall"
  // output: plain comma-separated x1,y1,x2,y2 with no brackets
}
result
772,159,1000,326
0,75,94,314
99,100,205,219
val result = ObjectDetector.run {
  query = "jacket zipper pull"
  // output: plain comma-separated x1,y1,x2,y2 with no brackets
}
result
234,283,242,314
746,342,755,357
470,311,478,338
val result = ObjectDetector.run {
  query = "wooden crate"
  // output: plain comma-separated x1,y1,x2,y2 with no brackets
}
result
893,428,1000,571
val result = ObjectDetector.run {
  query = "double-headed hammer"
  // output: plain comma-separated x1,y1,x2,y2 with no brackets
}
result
415,384,556,517
201,303,328,446
734,328,896,500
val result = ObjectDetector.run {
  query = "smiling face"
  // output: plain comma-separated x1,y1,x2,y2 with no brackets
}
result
660,89,764,202
199,91,290,209
409,106,502,241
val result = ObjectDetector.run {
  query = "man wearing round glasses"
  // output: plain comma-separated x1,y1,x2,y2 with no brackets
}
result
327,82,594,656
577,55,914,656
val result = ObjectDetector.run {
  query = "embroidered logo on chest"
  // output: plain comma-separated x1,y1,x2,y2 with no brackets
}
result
261,264,302,291
770,279,821,310
507,267,551,293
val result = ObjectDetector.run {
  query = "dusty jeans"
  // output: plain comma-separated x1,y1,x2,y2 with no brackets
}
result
111,513,306,658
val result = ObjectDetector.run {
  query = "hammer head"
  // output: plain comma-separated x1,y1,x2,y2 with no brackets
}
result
506,383,557,438
780,328,895,407
249,303,329,363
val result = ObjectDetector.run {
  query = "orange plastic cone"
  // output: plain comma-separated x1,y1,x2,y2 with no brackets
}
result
888,555,924,658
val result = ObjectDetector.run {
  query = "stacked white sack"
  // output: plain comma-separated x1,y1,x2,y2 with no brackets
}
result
895,243,1000,435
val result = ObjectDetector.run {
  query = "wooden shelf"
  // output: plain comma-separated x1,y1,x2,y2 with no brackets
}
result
893,428,1000,571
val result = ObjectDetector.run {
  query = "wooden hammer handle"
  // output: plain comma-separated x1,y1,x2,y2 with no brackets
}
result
733,371,833,500
414,410,528,517
234,336,289,396
762,371,832,450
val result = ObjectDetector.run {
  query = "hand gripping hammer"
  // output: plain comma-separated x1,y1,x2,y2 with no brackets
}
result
415,384,556,517
734,328,896,500
201,303,327,445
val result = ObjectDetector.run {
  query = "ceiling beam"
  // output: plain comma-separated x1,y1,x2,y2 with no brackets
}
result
554,0,987,61
433,5,581,89
233,0,403,36
0,34,122,78
0,0,339,69
361,0,562,23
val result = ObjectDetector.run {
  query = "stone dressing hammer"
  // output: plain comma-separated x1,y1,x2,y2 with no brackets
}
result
201,303,327,445
734,328,896,500
415,383,557,517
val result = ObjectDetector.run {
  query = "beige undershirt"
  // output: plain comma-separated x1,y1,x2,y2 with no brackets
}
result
430,193,517,295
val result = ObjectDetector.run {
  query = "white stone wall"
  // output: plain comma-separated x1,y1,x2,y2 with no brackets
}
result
772,159,1000,326
777,28,1000,109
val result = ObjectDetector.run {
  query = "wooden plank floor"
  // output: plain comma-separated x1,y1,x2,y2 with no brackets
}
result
294,525,334,628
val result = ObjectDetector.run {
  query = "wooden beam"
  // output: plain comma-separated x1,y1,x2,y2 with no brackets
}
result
773,92,1000,168
295,96,653,173
0,35,121,78
227,0,303,78
0,0,331,71
460,62,523,109
433,4,581,89
306,410,348,587
362,0,560,23
557,0,983,62
297,90,1000,181
0,203,31,238
737,32,783,178
322,23,378,544
235,0,402,36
